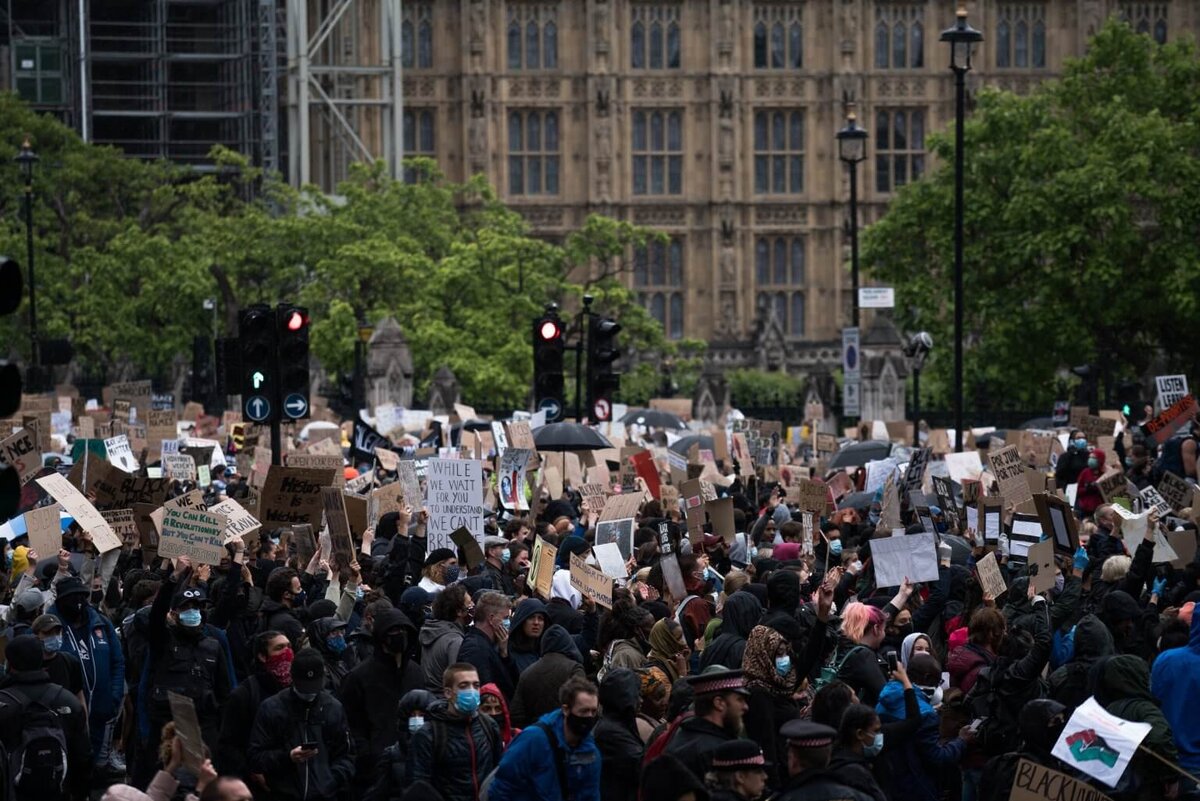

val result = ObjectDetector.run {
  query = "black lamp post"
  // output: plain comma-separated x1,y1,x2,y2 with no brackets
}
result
14,137,38,392
836,108,868,329
904,332,933,448
940,4,981,453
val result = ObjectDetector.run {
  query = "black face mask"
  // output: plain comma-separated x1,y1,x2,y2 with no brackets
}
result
57,594,87,622
384,629,407,655
566,713,597,738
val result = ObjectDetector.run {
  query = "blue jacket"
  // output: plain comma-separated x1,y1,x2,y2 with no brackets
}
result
487,709,601,801
875,680,966,801
48,601,125,720
1151,612,1200,775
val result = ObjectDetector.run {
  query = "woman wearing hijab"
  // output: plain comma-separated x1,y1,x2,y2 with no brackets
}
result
900,632,934,668
740,624,801,790
636,666,671,743
646,618,690,684
480,682,519,748
701,591,763,672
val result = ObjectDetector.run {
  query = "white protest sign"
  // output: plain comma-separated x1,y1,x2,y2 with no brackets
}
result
158,506,228,566
944,451,984,484
498,448,532,511
163,454,197,482
425,458,483,551
869,531,939,587
104,434,139,473
35,472,123,553
0,428,40,484
975,550,1006,599
593,542,628,578
1051,697,1151,789
1156,374,1189,410
1113,504,1178,563
207,497,262,547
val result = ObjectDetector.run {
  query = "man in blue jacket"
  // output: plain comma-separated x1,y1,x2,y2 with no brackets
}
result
487,675,601,801
1151,608,1200,782
48,575,125,772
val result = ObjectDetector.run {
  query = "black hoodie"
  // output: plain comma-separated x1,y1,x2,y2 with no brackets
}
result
594,668,645,801
1048,613,1114,715
701,590,764,671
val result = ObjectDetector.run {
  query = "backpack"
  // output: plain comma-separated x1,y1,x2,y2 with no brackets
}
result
480,721,569,801
963,662,1044,757
812,644,869,693
430,714,502,777
0,687,70,801
642,710,693,767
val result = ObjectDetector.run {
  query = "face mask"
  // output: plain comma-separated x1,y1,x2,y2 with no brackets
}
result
293,688,318,703
918,685,944,707
408,715,425,733
385,629,407,655
265,647,295,686
829,539,843,557
1054,574,1065,593
57,595,86,622
1073,439,1088,451
774,656,792,677
291,590,307,607
1087,458,1099,469
500,549,511,564
849,560,863,574
863,731,884,757
326,637,347,655
42,634,63,654
1124,458,1133,469
444,565,460,584
455,688,481,715
178,609,203,628
566,713,598,738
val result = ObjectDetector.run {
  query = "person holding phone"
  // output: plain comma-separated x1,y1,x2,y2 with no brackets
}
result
247,648,354,801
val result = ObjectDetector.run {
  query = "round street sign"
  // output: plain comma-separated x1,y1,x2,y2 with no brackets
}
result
284,393,309,419
538,397,563,422
245,395,271,422
593,398,611,422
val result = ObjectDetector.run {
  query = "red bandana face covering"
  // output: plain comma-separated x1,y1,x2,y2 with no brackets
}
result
265,647,295,686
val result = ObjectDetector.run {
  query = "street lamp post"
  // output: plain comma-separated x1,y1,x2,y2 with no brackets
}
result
14,137,39,392
904,332,933,448
836,108,868,329
940,5,981,454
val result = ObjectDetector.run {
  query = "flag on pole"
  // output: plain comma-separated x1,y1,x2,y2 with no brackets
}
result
1051,697,1152,789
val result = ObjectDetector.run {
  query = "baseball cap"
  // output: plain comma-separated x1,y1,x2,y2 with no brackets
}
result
31,614,62,635
291,647,326,694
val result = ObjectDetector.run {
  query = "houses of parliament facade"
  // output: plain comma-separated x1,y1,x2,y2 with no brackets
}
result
393,0,1194,377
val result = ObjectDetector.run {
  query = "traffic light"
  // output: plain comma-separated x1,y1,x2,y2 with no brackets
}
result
587,315,621,421
276,304,310,420
191,334,212,404
214,337,239,400
238,304,277,423
532,304,565,421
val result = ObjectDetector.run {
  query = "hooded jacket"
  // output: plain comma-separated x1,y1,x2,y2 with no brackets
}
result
408,700,502,801
487,708,602,801
259,598,306,648
248,687,355,801
48,598,125,720
338,608,423,786
1073,449,1107,516
481,682,518,747
1095,655,1178,797
700,591,763,671
365,689,439,801
1048,614,1114,714
875,681,967,801
1152,611,1200,776
593,668,644,801
419,618,465,693
510,624,585,727
508,599,547,675
309,617,357,691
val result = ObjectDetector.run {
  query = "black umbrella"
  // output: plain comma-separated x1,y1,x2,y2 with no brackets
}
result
668,434,714,456
620,408,687,430
532,422,614,452
826,440,893,469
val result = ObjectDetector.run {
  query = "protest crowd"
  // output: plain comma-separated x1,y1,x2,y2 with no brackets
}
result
3,388,1200,801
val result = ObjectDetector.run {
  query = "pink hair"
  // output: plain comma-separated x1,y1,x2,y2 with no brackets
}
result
841,602,885,643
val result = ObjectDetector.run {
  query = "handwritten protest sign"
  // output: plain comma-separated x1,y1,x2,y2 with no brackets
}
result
902,448,931,497
260,466,336,532
569,552,613,608
103,434,138,472
1140,486,1172,518
1142,394,1198,445
207,497,262,548
100,508,137,547
976,551,1007,599
393,460,423,510
870,532,939,587
0,428,39,484
24,504,63,557
989,446,1034,511
1097,471,1129,503
1156,472,1193,512
286,453,345,488
498,448,532,511
1008,758,1112,801
322,487,355,564
797,478,828,514
527,536,558,598
159,505,227,566
163,454,197,482
425,458,483,551
36,472,122,553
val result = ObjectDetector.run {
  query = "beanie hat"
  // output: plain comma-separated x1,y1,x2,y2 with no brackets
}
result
5,635,44,672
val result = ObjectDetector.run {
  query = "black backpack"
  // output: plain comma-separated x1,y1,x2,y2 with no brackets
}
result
963,662,1045,756
0,687,70,801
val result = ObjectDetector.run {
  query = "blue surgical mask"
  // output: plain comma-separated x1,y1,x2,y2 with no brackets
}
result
1087,458,1099,469
863,731,884,757
829,539,843,557
42,634,63,654
326,637,347,655
178,609,203,628
408,715,425,733
501,549,511,564
774,656,792,677
1073,439,1088,451
455,688,481,715
1124,458,1133,469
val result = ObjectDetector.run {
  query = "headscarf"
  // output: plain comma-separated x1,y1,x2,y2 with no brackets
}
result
639,665,671,719
648,619,686,683
9,546,29,585
480,682,517,746
551,569,582,610
742,624,797,697
900,631,932,669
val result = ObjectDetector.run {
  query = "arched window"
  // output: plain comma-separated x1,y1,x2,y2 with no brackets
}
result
666,22,680,68
526,20,540,68
508,22,522,70
417,20,432,67
789,22,803,68
1015,20,1028,68
669,293,684,339
754,22,768,68
1032,21,1046,67
790,239,805,284
773,238,787,284
771,22,785,68
756,239,769,285
790,293,805,337
631,21,645,69
668,240,683,285
402,20,414,68
910,21,923,67
892,21,907,69
875,21,889,68
996,20,1010,68
544,21,557,68
649,21,663,68
650,294,666,327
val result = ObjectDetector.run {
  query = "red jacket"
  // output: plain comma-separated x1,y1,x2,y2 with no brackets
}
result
1074,449,1108,516
948,642,995,693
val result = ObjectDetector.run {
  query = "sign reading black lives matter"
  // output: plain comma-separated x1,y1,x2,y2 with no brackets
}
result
425,458,483,551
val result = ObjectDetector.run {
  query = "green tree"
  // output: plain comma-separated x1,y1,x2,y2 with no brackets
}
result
862,21,1200,411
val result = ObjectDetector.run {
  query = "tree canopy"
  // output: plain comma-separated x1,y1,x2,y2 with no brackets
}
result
862,21,1200,411
0,94,703,406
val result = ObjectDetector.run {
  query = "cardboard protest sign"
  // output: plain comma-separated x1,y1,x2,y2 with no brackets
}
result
1033,493,1079,555
1051,697,1151,789
450,526,485,569
527,536,558,598
367,482,404,528
100,508,137,547
879,475,902,530
260,466,336,532
989,446,1034,512
599,491,642,523
796,478,828,515
24,504,63,558
815,433,839,455
870,532,939,587
159,505,227,566
705,496,736,542
1076,415,1116,446
827,471,854,502
1027,538,1056,594
394,460,423,510
1141,394,1198,445
322,487,355,565
344,469,375,495
425,458,483,551
569,552,614,608
285,453,345,488
1156,472,1193,512
658,552,687,601
147,409,176,453
629,450,661,499
1096,472,1128,503
902,448,931,497
207,497,262,548
505,420,536,452
167,692,206,772
291,524,317,567
1168,529,1197,569
579,483,608,516
36,472,122,553
595,518,635,562
0,428,40,484
1008,758,1113,801
163,454,197,482
976,550,1007,599
1139,486,1172,518
498,448,532,511
103,434,138,473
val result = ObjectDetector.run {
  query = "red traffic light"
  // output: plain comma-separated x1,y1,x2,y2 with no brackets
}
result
539,320,561,341
286,310,308,331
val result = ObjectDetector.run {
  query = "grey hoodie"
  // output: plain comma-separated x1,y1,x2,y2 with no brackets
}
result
418,618,464,693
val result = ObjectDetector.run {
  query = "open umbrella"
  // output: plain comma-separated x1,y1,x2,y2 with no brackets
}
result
532,422,614,452
0,510,76,542
826,440,893,470
619,408,687,430
669,434,714,456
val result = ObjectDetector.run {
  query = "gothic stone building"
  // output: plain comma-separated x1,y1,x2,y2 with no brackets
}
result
384,0,1195,381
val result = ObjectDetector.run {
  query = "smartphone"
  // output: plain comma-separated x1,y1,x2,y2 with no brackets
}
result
967,718,985,734
886,652,898,672
300,741,319,751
